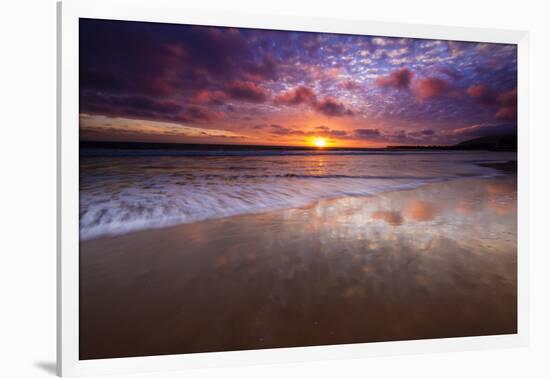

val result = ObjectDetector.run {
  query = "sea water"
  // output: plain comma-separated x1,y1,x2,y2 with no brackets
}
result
79,147,516,240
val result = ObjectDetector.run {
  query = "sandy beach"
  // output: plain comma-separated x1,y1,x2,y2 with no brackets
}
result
80,172,517,360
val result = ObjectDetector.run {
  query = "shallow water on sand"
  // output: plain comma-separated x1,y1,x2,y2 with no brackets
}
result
79,150,515,239
80,175,517,359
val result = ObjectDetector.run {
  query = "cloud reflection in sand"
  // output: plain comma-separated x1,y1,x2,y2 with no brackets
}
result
405,200,439,221
372,210,404,226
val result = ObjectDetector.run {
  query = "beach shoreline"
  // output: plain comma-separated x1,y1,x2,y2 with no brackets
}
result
80,173,517,360
79,150,517,241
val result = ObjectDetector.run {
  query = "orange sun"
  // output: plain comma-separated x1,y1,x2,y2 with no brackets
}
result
313,137,327,148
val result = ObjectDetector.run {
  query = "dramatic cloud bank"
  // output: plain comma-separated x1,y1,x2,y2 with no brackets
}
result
79,19,517,146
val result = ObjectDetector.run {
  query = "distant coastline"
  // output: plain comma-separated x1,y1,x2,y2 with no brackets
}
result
80,134,517,153
387,135,517,151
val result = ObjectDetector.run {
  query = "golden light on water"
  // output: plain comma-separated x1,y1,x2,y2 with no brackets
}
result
313,137,327,148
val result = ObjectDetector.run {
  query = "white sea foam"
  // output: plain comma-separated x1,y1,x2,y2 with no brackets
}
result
79,150,515,240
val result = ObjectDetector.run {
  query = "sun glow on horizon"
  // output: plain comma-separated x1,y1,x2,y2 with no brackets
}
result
313,137,327,148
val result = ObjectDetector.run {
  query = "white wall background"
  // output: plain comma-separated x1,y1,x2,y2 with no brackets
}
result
1,0,548,377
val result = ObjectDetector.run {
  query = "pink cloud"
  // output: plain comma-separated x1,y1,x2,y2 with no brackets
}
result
193,89,227,105
339,79,363,91
274,86,316,105
467,84,497,105
375,68,414,89
496,88,517,120
225,81,269,103
313,98,353,117
414,77,449,100
495,106,517,120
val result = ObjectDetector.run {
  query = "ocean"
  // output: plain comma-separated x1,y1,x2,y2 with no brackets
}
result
79,144,516,240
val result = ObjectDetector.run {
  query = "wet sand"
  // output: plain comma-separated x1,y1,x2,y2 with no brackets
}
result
80,174,517,359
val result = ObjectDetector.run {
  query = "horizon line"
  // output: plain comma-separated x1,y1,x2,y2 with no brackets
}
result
80,139,460,150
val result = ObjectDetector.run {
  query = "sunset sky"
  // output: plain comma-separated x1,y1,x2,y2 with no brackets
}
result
79,18,517,147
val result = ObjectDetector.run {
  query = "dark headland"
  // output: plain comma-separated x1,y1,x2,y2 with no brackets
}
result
387,134,517,152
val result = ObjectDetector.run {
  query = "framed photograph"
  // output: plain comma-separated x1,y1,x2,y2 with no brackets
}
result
58,0,529,376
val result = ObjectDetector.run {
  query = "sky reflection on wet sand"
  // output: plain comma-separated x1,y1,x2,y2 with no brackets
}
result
80,176,517,359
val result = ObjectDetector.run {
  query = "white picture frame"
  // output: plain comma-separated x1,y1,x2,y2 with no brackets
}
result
57,0,530,376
